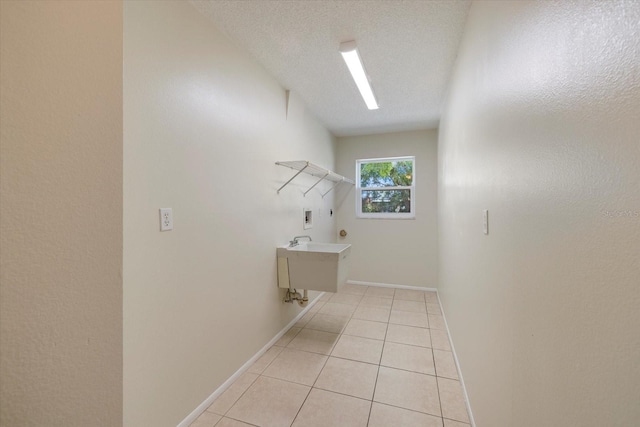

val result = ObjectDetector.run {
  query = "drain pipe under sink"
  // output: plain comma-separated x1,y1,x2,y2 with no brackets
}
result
285,288,308,307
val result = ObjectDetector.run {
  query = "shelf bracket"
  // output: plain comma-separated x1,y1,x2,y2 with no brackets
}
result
303,172,329,197
277,164,309,194
321,178,344,198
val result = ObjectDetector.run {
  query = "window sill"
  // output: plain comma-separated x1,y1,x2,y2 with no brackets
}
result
356,214,416,220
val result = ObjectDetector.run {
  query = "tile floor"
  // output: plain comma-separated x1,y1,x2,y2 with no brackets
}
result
191,284,471,427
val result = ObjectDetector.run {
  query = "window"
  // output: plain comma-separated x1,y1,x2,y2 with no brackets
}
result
356,156,415,219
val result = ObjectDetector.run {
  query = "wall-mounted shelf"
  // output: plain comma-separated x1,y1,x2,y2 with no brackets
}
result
275,160,354,197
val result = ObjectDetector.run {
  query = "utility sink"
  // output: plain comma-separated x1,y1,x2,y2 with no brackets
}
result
277,242,351,293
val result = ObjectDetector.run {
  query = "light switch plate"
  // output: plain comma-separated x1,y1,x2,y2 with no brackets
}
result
483,209,489,235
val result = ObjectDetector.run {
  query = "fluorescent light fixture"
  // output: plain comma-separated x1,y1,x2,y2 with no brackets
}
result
339,41,379,110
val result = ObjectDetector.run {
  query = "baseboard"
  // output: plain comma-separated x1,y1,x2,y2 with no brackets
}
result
176,293,325,427
437,292,476,427
346,279,438,292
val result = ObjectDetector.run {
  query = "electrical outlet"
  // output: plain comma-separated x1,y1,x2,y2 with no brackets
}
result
159,208,173,231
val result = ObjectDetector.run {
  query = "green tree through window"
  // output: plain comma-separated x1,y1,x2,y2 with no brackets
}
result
356,157,415,218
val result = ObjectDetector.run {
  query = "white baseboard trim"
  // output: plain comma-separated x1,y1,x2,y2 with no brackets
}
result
176,293,325,427
437,292,476,427
346,279,438,292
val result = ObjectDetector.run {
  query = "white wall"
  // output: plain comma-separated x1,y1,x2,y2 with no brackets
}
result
335,130,438,288
123,2,337,425
0,1,123,425
439,1,640,426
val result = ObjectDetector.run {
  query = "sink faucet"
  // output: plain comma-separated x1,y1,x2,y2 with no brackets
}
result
290,235,312,247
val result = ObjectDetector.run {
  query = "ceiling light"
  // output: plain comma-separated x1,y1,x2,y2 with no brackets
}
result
339,41,379,110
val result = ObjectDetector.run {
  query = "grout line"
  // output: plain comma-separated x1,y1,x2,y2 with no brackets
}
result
297,295,375,425
365,399,374,427
382,320,390,349
289,382,313,426
216,372,260,417
327,354,381,367
432,343,445,422
368,351,383,426
377,363,437,378
309,385,374,403
384,339,433,349
443,416,471,426
253,350,331,424
366,318,389,425
309,359,331,390
248,346,284,375
369,400,447,422
215,414,260,427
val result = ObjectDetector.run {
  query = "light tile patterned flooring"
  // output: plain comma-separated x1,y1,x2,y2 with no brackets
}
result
191,284,471,427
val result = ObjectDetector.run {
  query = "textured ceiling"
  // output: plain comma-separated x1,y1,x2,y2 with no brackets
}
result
192,0,471,136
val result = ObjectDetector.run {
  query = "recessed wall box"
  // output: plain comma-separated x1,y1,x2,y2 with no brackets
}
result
303,208,313,229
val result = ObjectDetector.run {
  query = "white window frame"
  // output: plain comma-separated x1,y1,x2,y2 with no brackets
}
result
356,156,415,219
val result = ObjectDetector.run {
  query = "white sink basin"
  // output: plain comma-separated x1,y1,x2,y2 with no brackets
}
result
286,242,351,253
277,242,351,292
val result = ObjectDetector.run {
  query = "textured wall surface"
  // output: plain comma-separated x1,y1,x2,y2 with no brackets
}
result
123,2,337,425
335,130,438,288
438,1,640,426
0,1,123,426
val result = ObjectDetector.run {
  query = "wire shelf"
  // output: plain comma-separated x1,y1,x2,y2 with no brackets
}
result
275,160,354,197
